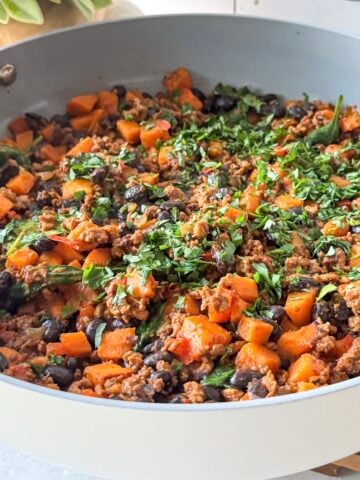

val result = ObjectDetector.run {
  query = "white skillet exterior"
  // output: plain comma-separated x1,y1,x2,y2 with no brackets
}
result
0,15,359,479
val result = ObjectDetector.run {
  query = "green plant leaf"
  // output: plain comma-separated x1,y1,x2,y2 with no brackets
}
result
0,2,10,23
71,0,95,18
2,0,44,24
316,284,337,301
94,322,107,349
306,95,343,146
201,365,235,388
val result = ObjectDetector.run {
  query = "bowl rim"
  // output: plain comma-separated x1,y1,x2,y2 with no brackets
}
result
0,13,359,410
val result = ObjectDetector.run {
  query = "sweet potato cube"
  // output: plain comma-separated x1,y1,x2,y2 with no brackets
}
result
238,316,273,344
98,328,136,361
85,363,132,386
67,94,98,116
284,290,317,327
278,323,320,359
274,195,304,210
236,342,280,373
117,120,140,145
60,331,92,357
288,353,326,383
6,168,35,195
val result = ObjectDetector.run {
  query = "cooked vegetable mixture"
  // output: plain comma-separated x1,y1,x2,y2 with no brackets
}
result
0,67,359,403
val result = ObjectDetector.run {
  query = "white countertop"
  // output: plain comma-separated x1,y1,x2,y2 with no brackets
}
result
1,1,360,479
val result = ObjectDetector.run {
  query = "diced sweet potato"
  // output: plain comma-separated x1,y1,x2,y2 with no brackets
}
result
230,296,250,323
8,117,29,136
184,293,200,316
238,316,273,344
97,90,118,114
340,111,360,132
323,220,349,236
284,290,317,327
83,248,111,268
297,382,317,392
225,207,245,221
46,342,67,356
288,353,326,383
219,274,259,303
53,242,84,263
125,90,143,102
39,124,56,143
39,144,62,163
274,195,304,210
235,342,280,373
0,193,14,219
281,317,299,332
62,178,93,200
138,172,159,185
163,67,193,92
98,328,136,361
350,245,360,268
67,94,98,116
6,168,35,195
117,119,141,145
66,137,94,157
16,130,33,150
125,271,157,299
240,185,260,213
168,337,193,365
6,248,39,269
178,88,203,110
330,175,351,188
39,251,63,266
158,146,173,167
85,363,132,386
208,287,233,323
328,334,354,359
140,120,170,149
178,315,231,361
0,346,21,364
60,331,92,357
278,322,320,359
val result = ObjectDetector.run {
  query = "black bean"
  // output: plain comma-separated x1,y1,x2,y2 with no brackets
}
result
287,106,307,121
85,319,105,347
117,209,128,222
0,271,12,294
73,131,88,140
202,97,214,114
44,365,74,388
32,236,56,254
268,305,285,322
191,87,206,102
67,357,82,371
332,299,352,325
61,199,81,209
304,102,316,113
260,100,285,118
248,378,268,398
142,92,153,99
351,226,360,234
124,185,148,203
113,85,127,99
147,107,158,119
0,352,9,372
151,371,172,390
262,318,282,341
90,166,109,185
144,351,173,368
100,114,119,131
211,95,235,113
51,114,70,127
259,93,278,103
169,394,184,404
0,164,20,186
281,358,290,370
288,207,303,215
157,211,172,222
160,200,185,211
25,112,48,131
110,319,128,330
142,339,164,355
288,276,319,292
203,386,221,402
42,319,63,343
230,369,263,390
311,302,331,323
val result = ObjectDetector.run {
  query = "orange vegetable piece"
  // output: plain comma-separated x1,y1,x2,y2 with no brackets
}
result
178,88,203,110
184,293,200,316
80,389,100,398
225,207,245,221
39,251,63,266
16,130,33,150
67,94,98,116
46,343,67,356
60,331,92,357
297,382,317,392
350,245,360,268
125,271,157,299
69,109,107,133
230,295,250,323
178,315,231,361
77,305,96,321
62,178,93,200
236,342,280,373
329,334,353,359
117,119,141,145
85,363,132,386
39,124,56,143
163,67,192,92
66,137,94,157
323,220,349,237
240,185,260,213
219,274,259,303
330,175,351,188
8,117,30,136
288,353,326,383
284,290,317,327
68,259,82,268
340,111,360,132
98,328,136,361
6,248,39,269
169,337,193,365
53,243,84,263
353,198,360,210
0,193,14,219
140,120,170,149
97,91,118,114
138,172,159,185
274,195,304,210
281,317,299,332
39,144,61,164
6,168,35,195
83,248,112,268
0,346,21,363
273,145,289,157
208,288,233,323
237,316,273,344
125,90,143,102
278,322,319,359
158,146,173,167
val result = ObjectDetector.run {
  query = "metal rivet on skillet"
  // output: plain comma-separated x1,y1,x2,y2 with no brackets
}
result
0,64,17,86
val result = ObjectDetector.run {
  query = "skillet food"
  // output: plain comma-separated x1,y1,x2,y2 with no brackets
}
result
0,67,359,403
